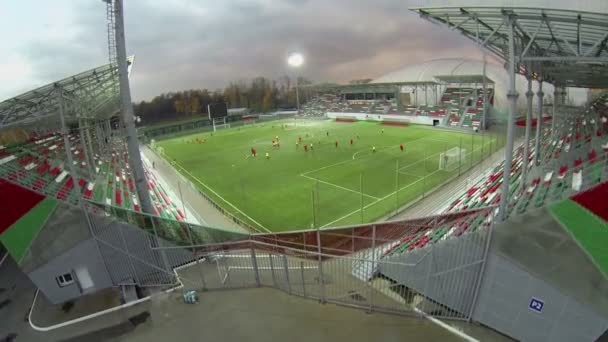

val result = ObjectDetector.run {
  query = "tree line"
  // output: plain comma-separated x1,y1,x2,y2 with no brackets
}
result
133,76,314,125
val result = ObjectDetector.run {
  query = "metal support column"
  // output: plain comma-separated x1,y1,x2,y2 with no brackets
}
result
78,118,95,179
522,68,534,186
368,224,376,313
499,16,519,221
106,119,112,143
295,76,300,114
84,121,96,164
57,88,79,195
552,87,559,135
535,79,544,166
467,215,496,321
95,122,105,154
113,0,154,215
424,84,428,105
58,87,114,288
481,53,488,130
316,226,325,303
112,0,171,277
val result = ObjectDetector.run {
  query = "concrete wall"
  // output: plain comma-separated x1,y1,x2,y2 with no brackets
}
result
26,208,195,304
326,112,437,126
28,238,113,304
379,228,488,316
472,251,608,342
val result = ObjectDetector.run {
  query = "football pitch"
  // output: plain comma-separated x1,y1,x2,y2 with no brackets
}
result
156,119,501,232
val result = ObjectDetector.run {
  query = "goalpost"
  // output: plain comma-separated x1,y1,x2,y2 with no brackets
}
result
439,147,467,171
208,103,230,132
212,117,230,132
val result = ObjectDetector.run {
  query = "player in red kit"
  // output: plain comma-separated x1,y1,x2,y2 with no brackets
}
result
251,148,257,157
335,140,338,148
304,144,308,152
400,144,404,152
350,138,353,146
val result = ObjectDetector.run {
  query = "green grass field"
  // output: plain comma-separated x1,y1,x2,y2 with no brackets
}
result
156,119,500,232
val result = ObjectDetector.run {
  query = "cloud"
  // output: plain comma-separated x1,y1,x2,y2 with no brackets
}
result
2,0,490,102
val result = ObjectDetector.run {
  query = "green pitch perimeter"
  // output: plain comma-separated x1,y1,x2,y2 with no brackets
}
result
157,119,499,232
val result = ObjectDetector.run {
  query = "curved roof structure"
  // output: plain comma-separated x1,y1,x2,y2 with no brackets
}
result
410,6,608,89
373,58,555,111
373,58,502,84
0,57,134,130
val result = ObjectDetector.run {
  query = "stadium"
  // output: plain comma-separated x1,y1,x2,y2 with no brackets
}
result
0,1,607,341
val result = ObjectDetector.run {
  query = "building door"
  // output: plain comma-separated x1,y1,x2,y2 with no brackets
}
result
75,267,94,291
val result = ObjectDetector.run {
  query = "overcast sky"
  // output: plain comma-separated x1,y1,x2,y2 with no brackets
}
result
1,0,605,102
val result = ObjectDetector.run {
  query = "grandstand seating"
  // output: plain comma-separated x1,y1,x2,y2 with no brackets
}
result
383,94,608,258
302,87,493,129
416,105,447,117
0,129,186,223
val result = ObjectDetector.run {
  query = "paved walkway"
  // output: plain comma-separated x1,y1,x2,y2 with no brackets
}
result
0,254,512,341
141,146,246,233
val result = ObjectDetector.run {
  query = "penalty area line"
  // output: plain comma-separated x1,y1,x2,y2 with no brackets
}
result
171,160,271,233
321,168,444,228
300,174,380,200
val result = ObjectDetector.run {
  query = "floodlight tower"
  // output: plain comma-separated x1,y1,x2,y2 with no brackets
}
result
105,0,154,216
287,52,304,113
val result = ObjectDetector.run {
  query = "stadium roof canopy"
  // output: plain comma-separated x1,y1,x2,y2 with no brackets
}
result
303,81,440,95
434,75,494,84
410,6,608,88
337,82,438,94
0,57,133,129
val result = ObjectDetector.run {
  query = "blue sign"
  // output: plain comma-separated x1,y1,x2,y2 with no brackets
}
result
529,298,544,313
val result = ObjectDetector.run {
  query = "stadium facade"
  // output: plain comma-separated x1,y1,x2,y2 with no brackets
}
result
372,58,557,112
0,1,607,341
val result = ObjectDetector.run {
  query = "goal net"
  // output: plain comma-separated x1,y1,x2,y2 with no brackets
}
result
212,117,230,132
439,147,466,171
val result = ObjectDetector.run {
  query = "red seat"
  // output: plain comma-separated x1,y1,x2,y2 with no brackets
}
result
57,177,74,200
115,189,122,205
32,179,46,191
588,150,597,163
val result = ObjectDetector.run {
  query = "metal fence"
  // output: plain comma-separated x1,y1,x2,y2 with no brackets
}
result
141,113,299,141
84,200,496,320
147,126,504,230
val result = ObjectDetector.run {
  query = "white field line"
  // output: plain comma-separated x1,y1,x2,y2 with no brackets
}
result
322,138,497,227
302,136,433,176
171,160,271,233
300,174,380,200
351,144,400,160
321,168,444,228
398,171,423,180
398,138,496,174
398,148,448,174
301,158,353,176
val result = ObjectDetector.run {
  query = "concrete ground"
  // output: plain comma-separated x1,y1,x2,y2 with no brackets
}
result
29,287,122,327
0,254,512,342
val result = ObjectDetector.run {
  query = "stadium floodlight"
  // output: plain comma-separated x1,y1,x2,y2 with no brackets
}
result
287,52,304,68
287,52,304,113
